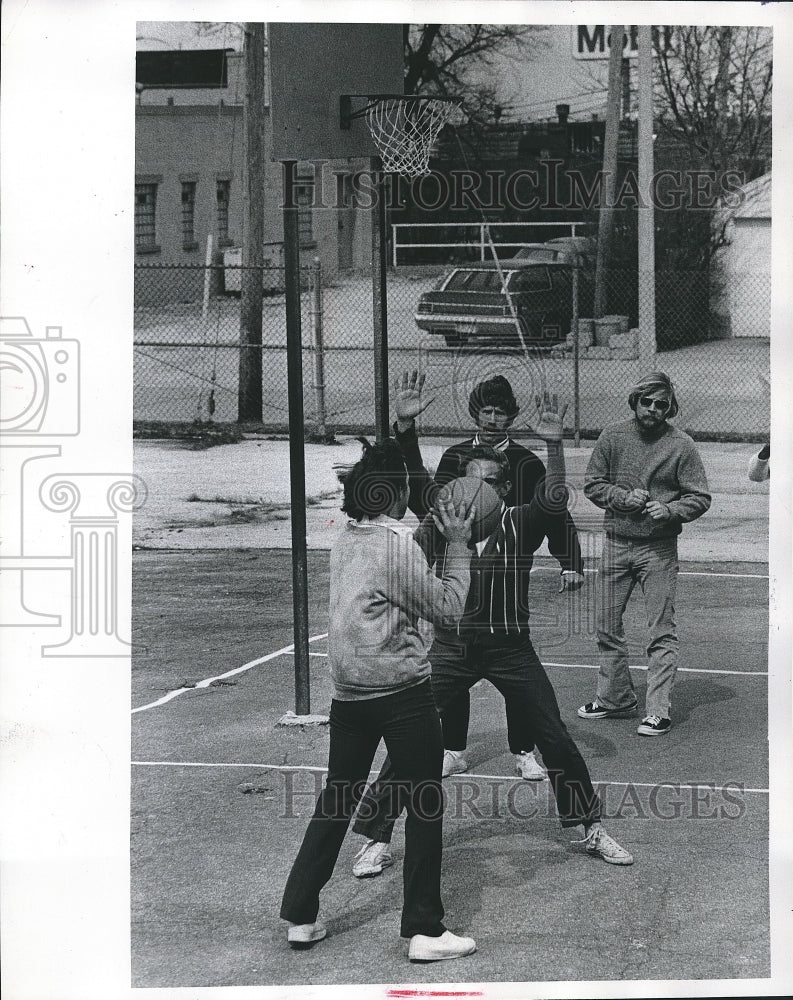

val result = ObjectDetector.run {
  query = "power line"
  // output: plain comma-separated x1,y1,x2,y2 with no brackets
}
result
509,87,608,113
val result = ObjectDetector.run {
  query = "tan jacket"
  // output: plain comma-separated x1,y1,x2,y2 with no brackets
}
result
328,516,471,701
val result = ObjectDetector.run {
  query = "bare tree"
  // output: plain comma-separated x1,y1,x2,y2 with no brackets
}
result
195,21,244,45
654,25,772,179
405,24,548,121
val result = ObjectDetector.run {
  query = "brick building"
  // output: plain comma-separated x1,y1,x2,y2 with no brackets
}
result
135,48,374,304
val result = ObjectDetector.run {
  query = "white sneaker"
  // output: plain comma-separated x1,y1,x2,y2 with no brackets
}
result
287,920,327,948
442,749,469,778
352,839,393,878
514,750,547,781
573,825,634,865
408,929,477,962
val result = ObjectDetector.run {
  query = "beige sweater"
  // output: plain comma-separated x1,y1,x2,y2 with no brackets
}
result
585,418,711,540
328,517,471,701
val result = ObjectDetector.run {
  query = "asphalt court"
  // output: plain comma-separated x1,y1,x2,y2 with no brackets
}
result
131,549,770,987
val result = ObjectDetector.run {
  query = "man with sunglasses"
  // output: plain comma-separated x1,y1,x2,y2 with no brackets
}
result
577,372,711,737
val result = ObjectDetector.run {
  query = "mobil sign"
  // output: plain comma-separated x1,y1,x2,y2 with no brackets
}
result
573,25,673,60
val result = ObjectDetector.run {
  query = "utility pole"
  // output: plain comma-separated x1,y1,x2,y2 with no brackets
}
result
371,159,389,442
593,26,624,319
238,22,265,423
637,25,656,352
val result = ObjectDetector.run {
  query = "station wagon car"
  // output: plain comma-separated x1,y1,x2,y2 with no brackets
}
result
515,236,596,270
414,259,574,347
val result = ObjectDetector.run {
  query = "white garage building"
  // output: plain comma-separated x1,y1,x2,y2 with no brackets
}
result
715,172,771,339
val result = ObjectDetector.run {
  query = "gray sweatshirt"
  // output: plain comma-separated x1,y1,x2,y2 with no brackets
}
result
585,418,711,540
328,516,471,700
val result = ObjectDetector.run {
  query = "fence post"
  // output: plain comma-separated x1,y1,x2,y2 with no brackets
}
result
310,257,327,437
480,223,486,261
202,233,214,319
283,160,311,716
572,263,580,448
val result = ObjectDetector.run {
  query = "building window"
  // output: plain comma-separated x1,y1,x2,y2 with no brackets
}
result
295,182,314,247
135,183,158,252
181,182,197,249
216,179,231,245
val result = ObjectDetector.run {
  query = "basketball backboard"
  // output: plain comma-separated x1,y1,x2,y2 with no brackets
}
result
268,22,405,161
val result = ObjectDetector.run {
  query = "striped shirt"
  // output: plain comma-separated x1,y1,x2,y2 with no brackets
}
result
414,489,564,636
472,432,510,452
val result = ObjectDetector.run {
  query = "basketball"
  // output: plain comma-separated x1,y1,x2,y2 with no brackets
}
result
435,475,503,543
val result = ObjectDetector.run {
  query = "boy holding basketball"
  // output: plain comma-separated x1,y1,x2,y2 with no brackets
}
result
281,437,478,961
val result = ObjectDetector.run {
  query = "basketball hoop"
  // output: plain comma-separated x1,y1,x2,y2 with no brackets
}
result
341,95,465,178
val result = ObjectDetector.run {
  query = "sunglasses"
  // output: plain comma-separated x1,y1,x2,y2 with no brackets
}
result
639,396,670,413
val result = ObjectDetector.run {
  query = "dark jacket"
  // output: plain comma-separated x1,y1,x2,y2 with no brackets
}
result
394,422,584,576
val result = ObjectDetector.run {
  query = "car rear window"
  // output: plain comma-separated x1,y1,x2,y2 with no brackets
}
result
444,269,508,292
509,267,552,292
516,248,556,262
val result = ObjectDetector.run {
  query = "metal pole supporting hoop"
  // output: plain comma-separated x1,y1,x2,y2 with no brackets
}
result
341,94,465,178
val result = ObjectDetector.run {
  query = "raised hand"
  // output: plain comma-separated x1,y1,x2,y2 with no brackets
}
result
394,369,434,431
532,392,569,443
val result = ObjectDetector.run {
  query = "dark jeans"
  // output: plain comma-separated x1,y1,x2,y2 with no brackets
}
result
441,688,536,755
280,680,446,939
353,631,601,843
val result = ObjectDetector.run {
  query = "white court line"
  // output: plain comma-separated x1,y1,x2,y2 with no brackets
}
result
129,759,769,795
131,633,329,714
532,567,768,580
677,570,768,580
132,565,766,715
286,650,766,678
543,661,767,677
133,635,763,716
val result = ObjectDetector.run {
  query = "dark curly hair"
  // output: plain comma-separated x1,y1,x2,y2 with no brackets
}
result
468,375,520,423
461,444,511,484
341,437,408,521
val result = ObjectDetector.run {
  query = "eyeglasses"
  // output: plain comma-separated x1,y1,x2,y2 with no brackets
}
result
639,396,670,413
482,476,506,487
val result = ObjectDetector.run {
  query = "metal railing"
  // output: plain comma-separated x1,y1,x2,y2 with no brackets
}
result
391,221,587,266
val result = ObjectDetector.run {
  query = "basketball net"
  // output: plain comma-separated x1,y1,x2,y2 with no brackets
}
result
365,97,463,178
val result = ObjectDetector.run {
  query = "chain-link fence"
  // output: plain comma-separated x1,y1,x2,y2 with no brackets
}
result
134,262,770,440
